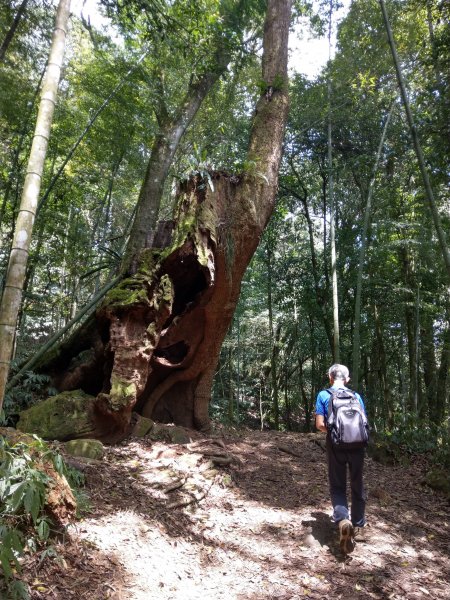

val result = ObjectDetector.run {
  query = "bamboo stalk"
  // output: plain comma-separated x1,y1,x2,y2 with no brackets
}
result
379,0,450,281
0,0,72,411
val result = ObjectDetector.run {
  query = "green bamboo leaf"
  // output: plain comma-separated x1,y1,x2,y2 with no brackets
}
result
53,453,64,475
24,486,42,524
0,548,13,579
37,519,50,541
9,482,27,512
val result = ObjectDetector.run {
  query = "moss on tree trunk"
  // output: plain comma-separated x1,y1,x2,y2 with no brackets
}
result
16,0,292,443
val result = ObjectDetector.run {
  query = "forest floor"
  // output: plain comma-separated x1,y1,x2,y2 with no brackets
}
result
21,428,449,600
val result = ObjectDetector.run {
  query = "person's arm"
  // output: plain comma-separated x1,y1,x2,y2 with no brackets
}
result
315,391,328,432
315,414,327,432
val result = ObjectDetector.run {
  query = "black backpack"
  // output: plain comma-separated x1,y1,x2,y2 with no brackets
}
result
326,388,369,448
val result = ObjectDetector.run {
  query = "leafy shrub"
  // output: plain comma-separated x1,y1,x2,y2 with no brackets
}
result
375,417,450,467
0,434,77,599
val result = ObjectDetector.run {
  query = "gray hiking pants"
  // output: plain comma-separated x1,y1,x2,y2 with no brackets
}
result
326,437,366,527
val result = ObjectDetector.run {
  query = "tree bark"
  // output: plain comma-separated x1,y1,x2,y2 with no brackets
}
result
0,0,71,412
266,240,279,429
327,0,340,363
17,0,292,441
421,310,437,424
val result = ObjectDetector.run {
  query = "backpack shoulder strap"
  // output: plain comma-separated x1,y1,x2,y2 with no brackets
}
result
326,388,336,422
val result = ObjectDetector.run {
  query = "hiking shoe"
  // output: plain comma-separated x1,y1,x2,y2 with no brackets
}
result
339,519,355,554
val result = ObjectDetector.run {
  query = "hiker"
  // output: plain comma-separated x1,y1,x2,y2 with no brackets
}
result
315,363,369,554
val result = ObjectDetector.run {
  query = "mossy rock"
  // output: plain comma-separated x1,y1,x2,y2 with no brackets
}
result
424,469,450,498
147,423,191,444
168,426,192,445
64,439,105,460
16,390,96,441
131,415,155,437
148,423,172,442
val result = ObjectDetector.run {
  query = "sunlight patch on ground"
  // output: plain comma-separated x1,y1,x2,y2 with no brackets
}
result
61,434,449,600
72,498,329,599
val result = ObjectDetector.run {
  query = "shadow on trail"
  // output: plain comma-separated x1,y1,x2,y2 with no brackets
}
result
47,431,449,600
303,510,334,546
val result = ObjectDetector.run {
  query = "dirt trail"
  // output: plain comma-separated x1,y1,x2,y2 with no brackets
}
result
23,430,449,599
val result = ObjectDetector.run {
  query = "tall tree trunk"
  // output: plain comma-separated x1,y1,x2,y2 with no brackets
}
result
352,104,393,388
298,358,311,432
373,304,393,428
0,0,29,62
17,0,292,441
0,0,71,412
400,245,418,415
435,318,450,424
35,51,149,218
309,314,317,417
421,310,437,424
227,345,234,422
284,366,291,431
0,67,45,232
121,50,232,274
425,0,450,156
320,167,330,295
267,240,279,429
282,171,333,352
327,1,339,362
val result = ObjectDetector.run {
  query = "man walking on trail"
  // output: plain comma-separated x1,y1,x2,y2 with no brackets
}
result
315,364,368,554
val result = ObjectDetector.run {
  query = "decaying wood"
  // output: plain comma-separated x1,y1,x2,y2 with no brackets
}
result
0,427,77,525
17,0,292,443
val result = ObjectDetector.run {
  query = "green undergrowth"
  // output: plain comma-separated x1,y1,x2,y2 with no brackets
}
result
369,419,450,498
0,435,83,599
1,369,57,427
374,419,450,466
378,421,450,498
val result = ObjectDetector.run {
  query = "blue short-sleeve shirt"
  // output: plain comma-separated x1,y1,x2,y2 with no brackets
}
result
315,384,366,420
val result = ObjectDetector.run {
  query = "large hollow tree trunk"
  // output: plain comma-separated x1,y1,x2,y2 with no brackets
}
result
18,0,292,442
